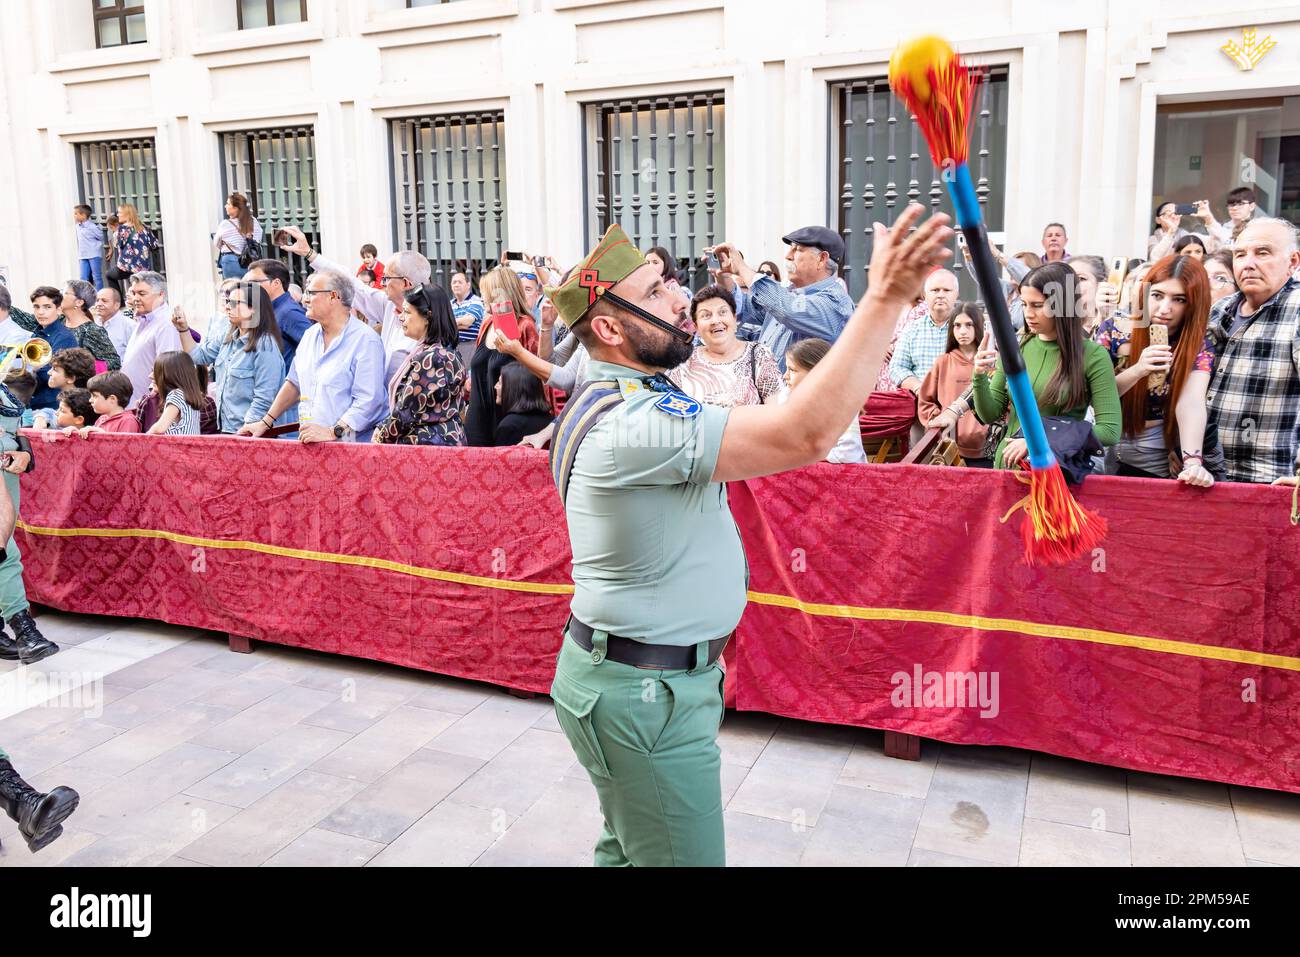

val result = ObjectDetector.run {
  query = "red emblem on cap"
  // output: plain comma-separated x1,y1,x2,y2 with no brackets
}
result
577,268,605,306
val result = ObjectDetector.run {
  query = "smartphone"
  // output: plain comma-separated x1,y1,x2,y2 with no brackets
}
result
272,228,291,248
704,251,720,270
491,299,520,340
1107,255,1128,287
1173,203,1197,216
503,251,526,262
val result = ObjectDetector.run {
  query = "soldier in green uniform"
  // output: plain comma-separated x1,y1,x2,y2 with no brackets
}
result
0,432,80,854
546,204,953,865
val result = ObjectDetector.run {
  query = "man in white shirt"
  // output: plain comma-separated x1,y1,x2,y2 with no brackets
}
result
120,272,182,409
238,269,387,443
92,286,135,358
277,227,427,373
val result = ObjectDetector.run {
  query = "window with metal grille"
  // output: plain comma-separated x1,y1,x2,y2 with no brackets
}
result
389,111,507,288
75,136,165,274
92,0,147,49
237,0,308,29
220,127,318,286
584,92,725,290
830,68,1009,302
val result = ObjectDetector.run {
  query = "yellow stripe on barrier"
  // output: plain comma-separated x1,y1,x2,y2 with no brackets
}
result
746,590,1300,673
16,520,1298,672
14,520,575,597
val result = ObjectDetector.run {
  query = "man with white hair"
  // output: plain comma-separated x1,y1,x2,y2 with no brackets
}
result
889,267,959,393
237,268,387,443
119,271,182,408
278,228,425,370
92,285,134,357
1207,217,1300,483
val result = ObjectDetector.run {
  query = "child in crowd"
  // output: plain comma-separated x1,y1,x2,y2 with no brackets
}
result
74,204,106,291
81,371,138,434
32,348,97,428
782,338,867,464
918,302,993,467
144,352,204,436
56,388,99,432
492,362,556,446
4,372,37,428
357,244,385,288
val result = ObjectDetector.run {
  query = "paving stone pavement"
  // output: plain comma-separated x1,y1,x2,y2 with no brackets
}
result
0,611,1295,867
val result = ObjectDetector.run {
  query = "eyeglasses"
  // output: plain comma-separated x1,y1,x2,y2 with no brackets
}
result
301,288,337,302
1227,200,1253,208
1209,275,1235,287
380,275,408,287
759,269,775,277
224,298,246,308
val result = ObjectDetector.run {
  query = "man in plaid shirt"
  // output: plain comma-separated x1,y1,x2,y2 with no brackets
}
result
889,269,958,394
1206,218,1300,484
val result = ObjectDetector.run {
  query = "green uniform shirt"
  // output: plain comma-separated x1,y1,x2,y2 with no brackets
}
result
564,360,747,645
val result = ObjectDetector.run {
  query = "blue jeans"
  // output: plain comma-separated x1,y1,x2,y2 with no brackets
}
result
218,252,244,279
79,257,104,290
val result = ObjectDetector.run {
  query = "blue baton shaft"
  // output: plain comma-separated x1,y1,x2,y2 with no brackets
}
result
945,163,1055,469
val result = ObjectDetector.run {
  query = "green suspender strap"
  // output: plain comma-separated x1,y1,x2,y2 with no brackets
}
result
550,379,624,503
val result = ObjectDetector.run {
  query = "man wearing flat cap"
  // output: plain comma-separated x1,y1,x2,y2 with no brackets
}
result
545,205,953,867
709,225,854,371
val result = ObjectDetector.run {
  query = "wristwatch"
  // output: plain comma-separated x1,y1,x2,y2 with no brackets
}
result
333,424,352,440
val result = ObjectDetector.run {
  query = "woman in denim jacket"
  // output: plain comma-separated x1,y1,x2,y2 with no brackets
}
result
172,280,285,433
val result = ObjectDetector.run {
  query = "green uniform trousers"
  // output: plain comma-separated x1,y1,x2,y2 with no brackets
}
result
0,470,27,622
550,630,727,867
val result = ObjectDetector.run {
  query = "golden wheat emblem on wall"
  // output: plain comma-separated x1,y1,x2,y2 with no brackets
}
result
1221,27,1277,71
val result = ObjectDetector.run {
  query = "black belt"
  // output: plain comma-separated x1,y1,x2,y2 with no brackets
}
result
567,617,729,670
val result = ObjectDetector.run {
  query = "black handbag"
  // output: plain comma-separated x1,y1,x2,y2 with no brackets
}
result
238,236,264,269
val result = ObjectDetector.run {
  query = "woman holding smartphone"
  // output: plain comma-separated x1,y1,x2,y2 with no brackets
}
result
464,266,540,447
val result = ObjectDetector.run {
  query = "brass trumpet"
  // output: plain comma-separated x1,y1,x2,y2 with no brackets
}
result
0,338,53,374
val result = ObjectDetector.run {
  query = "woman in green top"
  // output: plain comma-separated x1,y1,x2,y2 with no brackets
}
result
973,261,1122,469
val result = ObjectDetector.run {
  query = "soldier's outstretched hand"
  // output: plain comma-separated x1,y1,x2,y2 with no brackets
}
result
865,203,953,306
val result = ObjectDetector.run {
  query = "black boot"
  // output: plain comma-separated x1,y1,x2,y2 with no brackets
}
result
6,611,57,665
0,758,79,852
0,629,17,661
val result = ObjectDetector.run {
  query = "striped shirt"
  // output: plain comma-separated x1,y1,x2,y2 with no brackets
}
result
215,217,264,256
454,294,486,343
163,389,201,435
1206,277,1300,483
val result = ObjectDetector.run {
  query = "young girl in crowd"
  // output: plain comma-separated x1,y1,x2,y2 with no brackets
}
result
492,362,555,447
918,302,992,467
973,262,1122,470
782,338,866,464
1096,254,1223,485
1204,248,1237,303
1172,233,1207,262
145,351,204,436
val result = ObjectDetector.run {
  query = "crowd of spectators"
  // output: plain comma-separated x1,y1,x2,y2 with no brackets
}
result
7,183,1296,492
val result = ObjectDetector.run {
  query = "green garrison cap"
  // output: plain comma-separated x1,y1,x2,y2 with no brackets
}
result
545,224,645,328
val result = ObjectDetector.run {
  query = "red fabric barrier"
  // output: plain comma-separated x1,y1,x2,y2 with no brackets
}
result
14,432,1300,793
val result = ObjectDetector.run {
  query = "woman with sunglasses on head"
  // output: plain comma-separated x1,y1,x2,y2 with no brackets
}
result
171,280,285,434
1097,254,1223,485
373,283,467,446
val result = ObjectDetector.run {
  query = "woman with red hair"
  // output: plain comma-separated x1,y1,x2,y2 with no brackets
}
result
1099,254,1223,485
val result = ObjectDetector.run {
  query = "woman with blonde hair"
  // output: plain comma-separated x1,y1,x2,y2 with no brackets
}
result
465,265,541,446
112,204,158,279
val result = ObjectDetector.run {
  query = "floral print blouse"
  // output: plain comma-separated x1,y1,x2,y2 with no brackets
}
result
115,224,159,274
373,343,468,446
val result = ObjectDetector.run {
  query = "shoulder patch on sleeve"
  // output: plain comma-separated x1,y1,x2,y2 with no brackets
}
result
654,392,702,418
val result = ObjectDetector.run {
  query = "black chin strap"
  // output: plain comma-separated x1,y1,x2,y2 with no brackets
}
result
597,289,694,343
